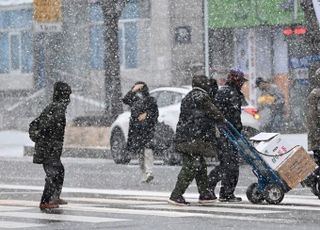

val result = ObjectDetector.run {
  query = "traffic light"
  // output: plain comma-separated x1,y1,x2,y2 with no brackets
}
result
283,25,307,37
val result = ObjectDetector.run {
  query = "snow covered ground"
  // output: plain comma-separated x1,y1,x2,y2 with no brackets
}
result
0,130,309,158
0,130,34,158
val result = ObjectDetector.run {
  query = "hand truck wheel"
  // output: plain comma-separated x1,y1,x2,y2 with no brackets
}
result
310,179,320,199
246,183,264,204
264,184,284,205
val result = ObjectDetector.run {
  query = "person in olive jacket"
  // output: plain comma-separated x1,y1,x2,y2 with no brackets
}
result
208,69,247,202
168,75,225,206
122,81,159,183
35,81,72,210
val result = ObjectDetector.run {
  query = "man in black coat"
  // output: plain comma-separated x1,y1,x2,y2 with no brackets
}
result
35,81,72,210
122,81,159,183
168,75,225,206
208,69,247,202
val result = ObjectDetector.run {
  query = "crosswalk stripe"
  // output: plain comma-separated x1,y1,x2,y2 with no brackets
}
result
0,206,32,211
63,205,208,218
0,184,317,202
132,204,287,214
0,212,130,223
0,199,297,224
61,205,294,223
64,197,165,205
0,221,45,229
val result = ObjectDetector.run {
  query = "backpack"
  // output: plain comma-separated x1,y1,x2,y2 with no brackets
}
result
29,117,45,164
28,117,41,142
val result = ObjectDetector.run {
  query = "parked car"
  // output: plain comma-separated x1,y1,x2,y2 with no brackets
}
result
109,86,260,165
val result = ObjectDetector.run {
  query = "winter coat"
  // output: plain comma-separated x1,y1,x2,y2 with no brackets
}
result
123,91,159,154
174,87,224,156
214,83,244,132
35,82,71,165
259,84,285,112
307,88,320,151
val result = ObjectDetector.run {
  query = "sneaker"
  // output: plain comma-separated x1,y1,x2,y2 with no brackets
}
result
199,193,217,204
52,198,68,205
142,173,154,183
39,202,59,210
219,195,242,202
168,196,190,206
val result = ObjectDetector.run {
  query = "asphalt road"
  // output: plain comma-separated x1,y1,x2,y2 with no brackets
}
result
0,157,319,230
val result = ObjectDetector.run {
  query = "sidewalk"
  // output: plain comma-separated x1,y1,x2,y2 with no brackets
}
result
0,130,111,159
0,130,309,158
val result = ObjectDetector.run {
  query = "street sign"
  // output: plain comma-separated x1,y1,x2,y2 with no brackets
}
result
313,0,320,27
33,0,62,32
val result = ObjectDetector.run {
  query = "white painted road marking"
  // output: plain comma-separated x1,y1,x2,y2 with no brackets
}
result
0,212,130,223
0,221,45,229
133,204,287,214
0,205,32,211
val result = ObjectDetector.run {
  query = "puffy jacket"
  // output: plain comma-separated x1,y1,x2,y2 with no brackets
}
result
175,87,224,145
214,83,244,132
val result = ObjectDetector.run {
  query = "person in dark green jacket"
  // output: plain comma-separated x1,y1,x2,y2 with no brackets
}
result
168,75,225,206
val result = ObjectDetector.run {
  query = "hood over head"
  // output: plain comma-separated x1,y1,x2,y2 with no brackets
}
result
192,75,209,92
226,68,247,90
53,81,72,103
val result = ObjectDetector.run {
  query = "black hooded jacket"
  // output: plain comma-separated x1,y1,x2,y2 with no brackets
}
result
175,81,224,146
214,82,244,132
122,84,159,154
35,82,72,164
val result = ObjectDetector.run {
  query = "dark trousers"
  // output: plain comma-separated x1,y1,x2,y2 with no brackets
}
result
170,153,210,199
208,138,239,198
313,150,320,176
41,163,65,204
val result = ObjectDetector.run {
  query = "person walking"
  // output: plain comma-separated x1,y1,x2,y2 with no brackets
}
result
208,69,247,202
33,82,72,210
306,68,320,197
255,77,285,132
168,75,225,206
122,81,159,183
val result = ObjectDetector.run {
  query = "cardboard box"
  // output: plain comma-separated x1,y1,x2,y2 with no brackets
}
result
250,133,295,169
277,146,317,189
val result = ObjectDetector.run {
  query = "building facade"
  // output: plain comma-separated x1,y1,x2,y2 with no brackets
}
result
0,0,205,129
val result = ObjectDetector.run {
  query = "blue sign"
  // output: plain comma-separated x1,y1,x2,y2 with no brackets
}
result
289,55,320,69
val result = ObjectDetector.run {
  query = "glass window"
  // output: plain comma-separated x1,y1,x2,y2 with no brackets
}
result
118,26,124,66
89,4,103,22
10,34,21,71
89,2,140,70
121,0,139,19
21,31,33,73
89,25,105,70
172,93,183,104
124,22,137,68
0,32,9,73
156,91,176,108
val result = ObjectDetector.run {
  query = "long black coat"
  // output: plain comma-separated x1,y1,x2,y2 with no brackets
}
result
123,91,159,154
175,87,224,146
35,83,71,165
214,83,244,132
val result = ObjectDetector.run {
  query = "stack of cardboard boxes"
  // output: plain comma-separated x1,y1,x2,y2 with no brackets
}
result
250,133,317,188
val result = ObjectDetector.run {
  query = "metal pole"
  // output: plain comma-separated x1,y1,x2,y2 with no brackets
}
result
204,0,209,77
293,0,298,22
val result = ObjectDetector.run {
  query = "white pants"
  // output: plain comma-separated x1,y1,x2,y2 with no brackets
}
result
139,148,154,175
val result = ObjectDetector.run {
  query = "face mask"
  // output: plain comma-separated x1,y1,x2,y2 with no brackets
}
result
136,92,144,99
